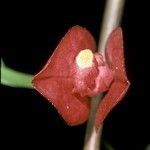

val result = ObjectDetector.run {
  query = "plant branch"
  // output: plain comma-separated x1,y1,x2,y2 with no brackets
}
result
98,0,126,54
83,0,126,150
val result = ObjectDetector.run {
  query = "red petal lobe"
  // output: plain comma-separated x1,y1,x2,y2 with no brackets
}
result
95,28,130,129
32,26,96,125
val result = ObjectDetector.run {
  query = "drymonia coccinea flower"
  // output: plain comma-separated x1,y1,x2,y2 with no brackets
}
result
32,25,130,129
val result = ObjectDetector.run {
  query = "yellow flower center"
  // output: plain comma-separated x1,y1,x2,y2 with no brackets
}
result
76,49,93,69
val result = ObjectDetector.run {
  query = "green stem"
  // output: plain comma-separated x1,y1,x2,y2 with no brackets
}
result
83,0,125,150
1,59,33,89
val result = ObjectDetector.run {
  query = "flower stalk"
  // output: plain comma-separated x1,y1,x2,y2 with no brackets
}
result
1,59,33,89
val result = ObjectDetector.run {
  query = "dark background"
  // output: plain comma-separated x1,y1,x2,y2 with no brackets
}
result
1,0,150,150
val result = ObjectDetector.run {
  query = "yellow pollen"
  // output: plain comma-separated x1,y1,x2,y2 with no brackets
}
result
76,49,93,69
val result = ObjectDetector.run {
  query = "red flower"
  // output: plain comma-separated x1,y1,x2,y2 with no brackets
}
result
32,25,130,129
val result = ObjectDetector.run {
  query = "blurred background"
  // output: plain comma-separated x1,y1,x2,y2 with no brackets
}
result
1,0,150,149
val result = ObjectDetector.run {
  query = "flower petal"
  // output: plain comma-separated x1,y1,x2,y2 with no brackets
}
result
32,25,96,125
95,28,130,129
33,77,90,125
105,27,129,82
